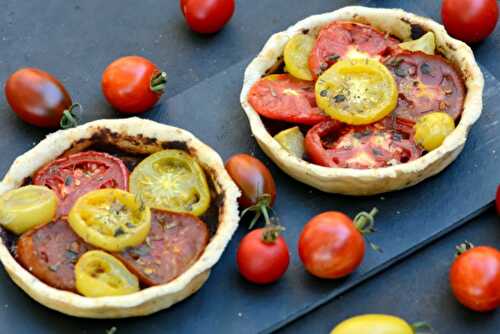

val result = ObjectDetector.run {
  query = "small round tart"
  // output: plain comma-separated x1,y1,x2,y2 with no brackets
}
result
0,118,240,318
241,6,483,195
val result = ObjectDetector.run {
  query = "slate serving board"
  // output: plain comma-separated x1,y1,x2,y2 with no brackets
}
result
0,0,499,333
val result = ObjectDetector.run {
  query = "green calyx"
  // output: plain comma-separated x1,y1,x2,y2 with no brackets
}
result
60,103,81,129
150,71,168,93
353,207,381,252
262,225,285,243
240,193,275,229
455,241,474,257
411,321,434,334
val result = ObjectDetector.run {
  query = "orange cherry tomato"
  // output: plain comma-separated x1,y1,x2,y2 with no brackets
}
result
101,56,167,114
298,209,378,279
450,244,500,312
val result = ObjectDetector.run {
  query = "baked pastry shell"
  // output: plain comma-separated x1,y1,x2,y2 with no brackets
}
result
0,117,241,318
240,6,484,195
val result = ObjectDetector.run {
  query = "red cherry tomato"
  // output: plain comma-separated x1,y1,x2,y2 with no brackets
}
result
450,245,500,312
180,0,235,34
5,68,78,128
496,184,500,215
298,210,377,279
101,56,167,114
237,227,289,284
33,151,129,217
442,0,499,43
225,154,276,208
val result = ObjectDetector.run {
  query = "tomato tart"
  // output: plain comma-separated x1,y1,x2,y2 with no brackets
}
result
241,6,484,195
0,118,240,318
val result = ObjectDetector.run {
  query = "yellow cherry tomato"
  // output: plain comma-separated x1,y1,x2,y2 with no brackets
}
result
414,112,456,151
274,126,305,158
331,314,414,334
284,34,315,81
75,250,139,297
315,58,398,125
399,32,436,55
69,189,151,252
130,149,210,216
0,185,57,234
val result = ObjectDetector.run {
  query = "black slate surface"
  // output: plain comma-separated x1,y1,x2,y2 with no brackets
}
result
0,0,499,333
281,208,500,334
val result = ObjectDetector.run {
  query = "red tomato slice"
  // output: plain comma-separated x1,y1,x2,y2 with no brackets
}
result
308,21,399,78
304,120,421,169
247,74,330,125
384,51,465,125
33,151,129,217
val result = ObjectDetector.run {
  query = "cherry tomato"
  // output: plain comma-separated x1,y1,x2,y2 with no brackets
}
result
248,74,329,125
331,314,416,334
5,68,79,128
181,0,235,34
298,210,377,279
304,121,421,169
315,58,398,125
225,154,276,207
442,0,499,43
450,244,500,312
414,112,456,151
101,56,167,114
237,227,289,284
308,22,398,79
496,184,500,215
33,151,129,217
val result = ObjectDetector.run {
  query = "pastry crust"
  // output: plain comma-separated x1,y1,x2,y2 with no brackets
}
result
0,117,241,318
241,6,484,195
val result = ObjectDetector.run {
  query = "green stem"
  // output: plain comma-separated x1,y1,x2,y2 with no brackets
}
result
455,241,474,257
150,71,168,93
411,321,434,334
60,103,81,129
353,207,381,252
262,225,285,244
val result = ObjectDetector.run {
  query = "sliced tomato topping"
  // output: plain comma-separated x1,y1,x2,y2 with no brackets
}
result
248,74,330,125
33,151,129,217
384,51,465,125
304,120,422,169
308,21,399,79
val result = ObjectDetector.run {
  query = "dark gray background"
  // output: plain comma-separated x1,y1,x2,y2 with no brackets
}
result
0,0,499,333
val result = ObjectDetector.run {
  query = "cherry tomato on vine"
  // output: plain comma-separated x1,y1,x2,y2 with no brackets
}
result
450,243,500,312
101,56,167,114
298,209,378,279
180,0,235,34
5,68,79,128
442,0,499,43
237,227,289,284
226,154,276,227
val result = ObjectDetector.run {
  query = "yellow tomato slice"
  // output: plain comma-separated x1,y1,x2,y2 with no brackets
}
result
129,150,211,217
331,314,414,334
414,112,456,151
399,32,436,55
274,126,305,158
68,189,151,252
315,58,398,125
75,250,139,297
0,185,57,234
284,34,315,81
